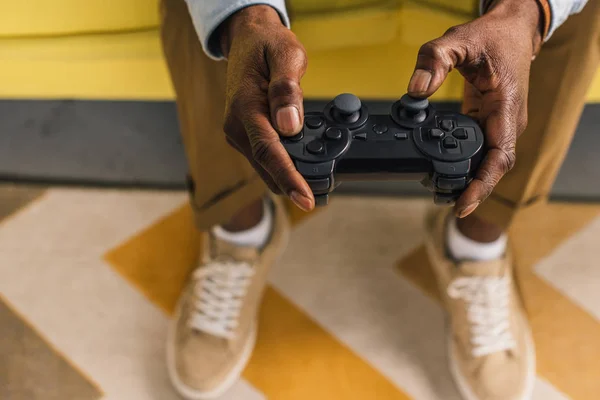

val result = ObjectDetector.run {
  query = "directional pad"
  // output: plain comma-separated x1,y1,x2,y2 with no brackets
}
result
443,137,458,149
452,128,468,139
430,128,444,139
440,119,454,131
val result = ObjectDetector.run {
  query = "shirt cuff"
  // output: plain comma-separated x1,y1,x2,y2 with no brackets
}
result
185,0,291,61
545,0,588,39
480,0,589,41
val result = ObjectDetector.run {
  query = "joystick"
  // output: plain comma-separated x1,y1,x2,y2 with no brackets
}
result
399,94,428,123
280,91,485,206
331,93,362,123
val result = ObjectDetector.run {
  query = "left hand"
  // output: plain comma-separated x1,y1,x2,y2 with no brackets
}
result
407,0,543,218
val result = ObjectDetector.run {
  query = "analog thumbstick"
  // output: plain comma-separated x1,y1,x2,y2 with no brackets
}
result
400,94,429,112
332,93,362,123
399,94,429,123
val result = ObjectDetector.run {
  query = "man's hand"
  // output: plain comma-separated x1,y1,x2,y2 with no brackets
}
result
219,5,314,211
407,0,543,218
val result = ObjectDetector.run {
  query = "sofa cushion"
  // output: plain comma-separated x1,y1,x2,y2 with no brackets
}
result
0,0,161,37
0,0,475,38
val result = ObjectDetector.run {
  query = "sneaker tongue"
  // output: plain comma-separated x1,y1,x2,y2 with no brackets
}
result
210,235,260,264
458,257,507,278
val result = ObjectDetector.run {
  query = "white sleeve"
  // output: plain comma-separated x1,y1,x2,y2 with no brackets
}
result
546,0,589,38
480,0,590,40
185,0,291,61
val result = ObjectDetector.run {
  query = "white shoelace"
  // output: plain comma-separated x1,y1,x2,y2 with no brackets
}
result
188,260,255,339
447,276,516,357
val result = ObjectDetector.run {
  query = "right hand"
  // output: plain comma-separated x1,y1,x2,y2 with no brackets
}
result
219,5,314,212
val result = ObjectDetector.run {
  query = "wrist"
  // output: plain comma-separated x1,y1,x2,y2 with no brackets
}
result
485,0,544,55
218,5,283,58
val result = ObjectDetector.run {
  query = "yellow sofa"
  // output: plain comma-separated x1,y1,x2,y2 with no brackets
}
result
1,0,599,101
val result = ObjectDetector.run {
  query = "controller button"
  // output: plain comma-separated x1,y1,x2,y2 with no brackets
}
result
295,160,334,178
289,131,304,142
452,128,468,139
332,93,362,124
432,160,471,177
436,176,467,191
394,132,408,140
306,140,325,154
333,93,362,115
353,132,368,141
306,178,330,193
434,193,457,205
372,124,388,134
442,137,459,149
325,127,343,140
305,116,324,129
314,194,329,206
400,94,429,111
430,128,444,139
440,119,454,131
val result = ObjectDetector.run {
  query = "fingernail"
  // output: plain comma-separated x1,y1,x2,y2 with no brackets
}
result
276,106,301,134
408,69,432,95
457,201,481,218
290,190,313,212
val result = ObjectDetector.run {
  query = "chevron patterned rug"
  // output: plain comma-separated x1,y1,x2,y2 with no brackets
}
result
1,185,598,400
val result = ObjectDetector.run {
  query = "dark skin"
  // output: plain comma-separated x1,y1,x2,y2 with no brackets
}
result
218,0,543,242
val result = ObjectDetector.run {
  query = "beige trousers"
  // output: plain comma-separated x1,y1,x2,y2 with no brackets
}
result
160,0,600,230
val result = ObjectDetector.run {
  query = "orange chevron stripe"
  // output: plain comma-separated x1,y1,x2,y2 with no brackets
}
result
105,204,200,314
248,287,412,400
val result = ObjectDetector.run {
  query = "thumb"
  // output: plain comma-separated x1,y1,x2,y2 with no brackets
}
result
407,26,469,98
266,41,308,136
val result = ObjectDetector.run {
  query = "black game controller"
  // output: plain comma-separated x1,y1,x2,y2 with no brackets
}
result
281,93,485,206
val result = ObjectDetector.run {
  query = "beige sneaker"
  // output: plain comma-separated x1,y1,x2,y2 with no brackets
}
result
167,195,289,399
425,208,536,400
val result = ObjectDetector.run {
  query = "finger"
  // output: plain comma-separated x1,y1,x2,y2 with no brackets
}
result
461,81,482,119
224,130,246,155
225,135,283,195
454,148,515,217
408,25,472,98
224,114,284,194
243,111,314,211
454,106,518,218
266,39,307,136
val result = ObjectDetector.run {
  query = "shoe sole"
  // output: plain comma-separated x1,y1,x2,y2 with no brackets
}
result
166,311,257,400
447,315,537,400
166,198,291,399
